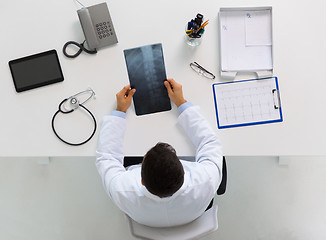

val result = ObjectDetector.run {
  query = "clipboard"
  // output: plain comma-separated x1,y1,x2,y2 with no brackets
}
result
212,77,282,129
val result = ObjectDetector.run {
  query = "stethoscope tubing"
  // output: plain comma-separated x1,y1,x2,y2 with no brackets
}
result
52,98,97,146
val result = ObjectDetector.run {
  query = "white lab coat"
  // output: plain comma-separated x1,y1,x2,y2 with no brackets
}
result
96,106,223,227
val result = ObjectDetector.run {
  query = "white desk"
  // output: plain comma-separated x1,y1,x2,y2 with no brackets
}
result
1,0,325,157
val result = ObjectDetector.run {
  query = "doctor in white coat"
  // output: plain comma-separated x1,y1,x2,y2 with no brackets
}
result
96,78,223,227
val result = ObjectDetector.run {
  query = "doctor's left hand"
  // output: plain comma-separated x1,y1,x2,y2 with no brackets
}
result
116,85,136,113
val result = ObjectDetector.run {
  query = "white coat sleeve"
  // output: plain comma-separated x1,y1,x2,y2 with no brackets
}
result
96,115,126,198
177,106,223,188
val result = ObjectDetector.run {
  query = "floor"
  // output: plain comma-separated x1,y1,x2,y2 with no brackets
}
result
0,156,325,240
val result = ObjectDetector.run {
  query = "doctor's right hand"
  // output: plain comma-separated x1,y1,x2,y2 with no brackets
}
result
164,78,187,107
116,85,136,113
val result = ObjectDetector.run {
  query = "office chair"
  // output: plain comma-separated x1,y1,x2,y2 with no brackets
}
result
123,156,227,240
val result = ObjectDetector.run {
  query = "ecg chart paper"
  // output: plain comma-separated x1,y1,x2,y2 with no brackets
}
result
213,77,282,128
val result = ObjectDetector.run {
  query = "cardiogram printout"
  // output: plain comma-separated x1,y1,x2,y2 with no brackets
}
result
212,77,282,129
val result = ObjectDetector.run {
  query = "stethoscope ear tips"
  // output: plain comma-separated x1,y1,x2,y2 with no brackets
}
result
87,87,96,99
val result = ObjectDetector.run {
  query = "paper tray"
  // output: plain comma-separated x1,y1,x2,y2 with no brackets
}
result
219,7,274,79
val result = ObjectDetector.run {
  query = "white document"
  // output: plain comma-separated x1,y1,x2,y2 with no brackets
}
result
245,10,272,46
213,77,282,128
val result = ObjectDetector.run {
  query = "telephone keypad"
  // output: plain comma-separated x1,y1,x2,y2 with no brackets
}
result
96,21,114,40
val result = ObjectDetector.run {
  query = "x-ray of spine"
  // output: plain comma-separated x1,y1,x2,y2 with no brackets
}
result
124,43,171,115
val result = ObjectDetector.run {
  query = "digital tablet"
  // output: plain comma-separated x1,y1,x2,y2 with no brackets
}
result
9,50,64,92
124,43,171,116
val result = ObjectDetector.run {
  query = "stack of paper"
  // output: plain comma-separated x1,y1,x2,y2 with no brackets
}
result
219,8,273,72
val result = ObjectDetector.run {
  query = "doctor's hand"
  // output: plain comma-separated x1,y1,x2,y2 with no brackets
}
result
116,85,136,113
164,79,187,107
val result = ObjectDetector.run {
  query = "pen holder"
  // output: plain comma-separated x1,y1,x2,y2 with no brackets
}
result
185,24,204,47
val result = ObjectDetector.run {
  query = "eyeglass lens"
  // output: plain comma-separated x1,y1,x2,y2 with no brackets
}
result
190,62,215,79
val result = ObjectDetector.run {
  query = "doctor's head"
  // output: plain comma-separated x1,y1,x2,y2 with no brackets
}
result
141,142,184,198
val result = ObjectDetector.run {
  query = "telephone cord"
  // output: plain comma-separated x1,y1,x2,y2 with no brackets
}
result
63,40,97,58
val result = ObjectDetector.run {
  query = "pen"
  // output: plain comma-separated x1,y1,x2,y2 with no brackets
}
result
198,20,209,31
193,20,208,35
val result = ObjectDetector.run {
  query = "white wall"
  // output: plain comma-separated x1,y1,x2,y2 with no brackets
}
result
0,156,325,240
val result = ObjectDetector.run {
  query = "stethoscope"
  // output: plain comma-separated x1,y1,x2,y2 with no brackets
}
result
52,88,97,146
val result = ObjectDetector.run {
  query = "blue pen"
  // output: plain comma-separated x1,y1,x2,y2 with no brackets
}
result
187,22,191,30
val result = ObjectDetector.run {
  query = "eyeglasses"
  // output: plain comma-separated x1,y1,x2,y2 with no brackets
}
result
190,62,215,79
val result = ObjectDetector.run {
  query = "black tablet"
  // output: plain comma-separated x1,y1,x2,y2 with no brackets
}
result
124,43,171,116
9,50,64,92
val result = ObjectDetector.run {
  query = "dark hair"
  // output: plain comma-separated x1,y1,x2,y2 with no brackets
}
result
141,142,184,197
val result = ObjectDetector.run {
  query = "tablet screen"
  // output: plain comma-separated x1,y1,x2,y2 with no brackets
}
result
9,50,64,92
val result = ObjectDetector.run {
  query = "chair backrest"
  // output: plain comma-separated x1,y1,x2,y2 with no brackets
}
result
126,205,218,240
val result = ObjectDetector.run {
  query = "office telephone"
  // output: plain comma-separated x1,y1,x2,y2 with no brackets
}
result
63,2,118,58
78,2,118,50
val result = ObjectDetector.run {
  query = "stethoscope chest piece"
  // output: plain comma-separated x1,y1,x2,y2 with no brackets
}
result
70,97,78,105
52,88,97,146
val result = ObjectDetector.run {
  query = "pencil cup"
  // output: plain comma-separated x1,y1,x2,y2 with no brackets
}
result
185,35,202,46
185,24,204,47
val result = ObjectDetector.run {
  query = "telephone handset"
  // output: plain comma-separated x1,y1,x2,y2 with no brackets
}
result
63,2,118,58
